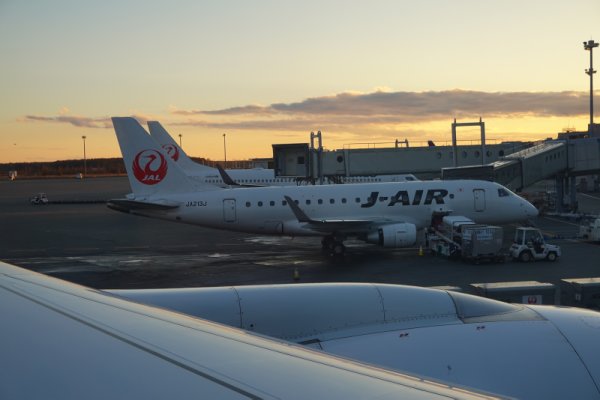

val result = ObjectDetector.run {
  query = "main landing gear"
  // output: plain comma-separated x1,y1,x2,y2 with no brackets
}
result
321,235,346,256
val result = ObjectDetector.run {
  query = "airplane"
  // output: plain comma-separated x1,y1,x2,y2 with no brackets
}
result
0,260,497,399
109,117,538,255
147,120,420,186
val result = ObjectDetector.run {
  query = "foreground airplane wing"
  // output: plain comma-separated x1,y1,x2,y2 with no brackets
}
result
112,283,600,400
0,261,497,399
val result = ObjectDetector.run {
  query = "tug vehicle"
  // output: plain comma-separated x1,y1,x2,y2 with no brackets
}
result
510,227,561,262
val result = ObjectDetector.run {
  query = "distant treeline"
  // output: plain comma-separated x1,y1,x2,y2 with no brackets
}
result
0,157,255,178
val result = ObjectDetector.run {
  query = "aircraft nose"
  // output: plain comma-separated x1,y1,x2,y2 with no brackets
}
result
523,199,539,218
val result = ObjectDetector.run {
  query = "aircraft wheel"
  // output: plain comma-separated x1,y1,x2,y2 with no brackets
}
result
331,242,346,256
321,236,334,249
519,251,532,262
547,252,557,262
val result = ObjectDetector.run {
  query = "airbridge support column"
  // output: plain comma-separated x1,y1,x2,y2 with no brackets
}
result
555,175,578,213
556,175,565,213
569,176,578,212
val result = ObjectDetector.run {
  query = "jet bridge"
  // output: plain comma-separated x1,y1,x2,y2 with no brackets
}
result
442,141,567,190
443,136,600,211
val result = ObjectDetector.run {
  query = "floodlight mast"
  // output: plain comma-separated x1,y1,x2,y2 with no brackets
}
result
584,39,598,126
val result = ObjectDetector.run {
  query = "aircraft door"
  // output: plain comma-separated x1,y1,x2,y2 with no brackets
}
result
223,199,236,222
473,189,485,212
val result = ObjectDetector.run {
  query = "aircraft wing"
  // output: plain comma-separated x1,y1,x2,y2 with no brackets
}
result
284,195,392,232
0,261,496,399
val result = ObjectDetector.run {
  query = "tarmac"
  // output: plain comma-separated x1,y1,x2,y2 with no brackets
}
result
2,176,600,292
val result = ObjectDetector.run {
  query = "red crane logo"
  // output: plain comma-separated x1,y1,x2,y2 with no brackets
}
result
132,150,168,185
162,144,180,161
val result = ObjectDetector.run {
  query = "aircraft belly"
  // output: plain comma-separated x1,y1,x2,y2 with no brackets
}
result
319,320,600,399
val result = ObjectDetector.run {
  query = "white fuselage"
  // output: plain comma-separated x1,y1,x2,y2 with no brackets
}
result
133,180,537,237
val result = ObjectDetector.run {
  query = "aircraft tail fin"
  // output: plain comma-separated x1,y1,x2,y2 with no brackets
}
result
112,117,199,197
147,121,215,173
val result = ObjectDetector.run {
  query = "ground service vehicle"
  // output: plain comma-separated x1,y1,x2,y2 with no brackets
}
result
29,193,48,205
510,227,561,262
579,218,600,242
427,216,504,263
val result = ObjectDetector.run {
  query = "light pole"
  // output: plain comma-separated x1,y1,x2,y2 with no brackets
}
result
584,39,598,126
223,133,227,167
178,133,183,148
81,135,87,178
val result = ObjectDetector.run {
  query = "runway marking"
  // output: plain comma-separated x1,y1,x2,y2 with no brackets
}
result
114,246,151,250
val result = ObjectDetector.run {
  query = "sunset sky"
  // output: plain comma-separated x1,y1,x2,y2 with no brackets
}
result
1,0,599,163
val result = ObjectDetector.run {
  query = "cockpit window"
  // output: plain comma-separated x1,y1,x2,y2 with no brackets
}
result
498,188,509,197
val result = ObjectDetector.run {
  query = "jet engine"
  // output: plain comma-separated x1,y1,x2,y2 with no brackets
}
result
366,223,417,248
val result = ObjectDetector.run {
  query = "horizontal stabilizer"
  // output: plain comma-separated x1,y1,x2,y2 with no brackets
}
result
107,198,180,213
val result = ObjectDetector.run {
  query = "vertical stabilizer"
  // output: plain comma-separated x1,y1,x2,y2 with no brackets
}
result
147,121,215,173
112,117,197,197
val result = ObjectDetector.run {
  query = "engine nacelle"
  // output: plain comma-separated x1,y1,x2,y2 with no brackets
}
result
366,223,417,248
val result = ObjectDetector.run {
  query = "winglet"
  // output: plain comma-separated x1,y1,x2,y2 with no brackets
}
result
284,195,313,223
216,164,240,186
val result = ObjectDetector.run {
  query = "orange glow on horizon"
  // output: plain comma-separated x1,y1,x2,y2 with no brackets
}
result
0,115,592,164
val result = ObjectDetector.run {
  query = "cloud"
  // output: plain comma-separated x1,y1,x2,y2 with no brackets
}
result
178,90,591,119
22,115,112,128
20,113,154,129
21,89,595,133
171,104,273,116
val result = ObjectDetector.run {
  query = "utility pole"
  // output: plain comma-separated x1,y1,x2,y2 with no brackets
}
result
584,39,598,126
223,133,227,167
82,135,87,178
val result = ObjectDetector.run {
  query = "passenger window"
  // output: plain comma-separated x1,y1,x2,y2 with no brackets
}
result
306,199,311,205
330,199,335,204
270,201,275,206
341,198,347,204
318,199,323,204
258,201,263,207
245,202,251,207
355,197,361,203
282,200,287,206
